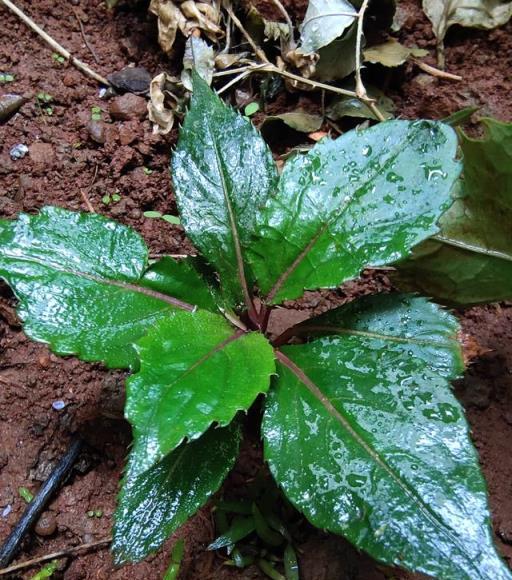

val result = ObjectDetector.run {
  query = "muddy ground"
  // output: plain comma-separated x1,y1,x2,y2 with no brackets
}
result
0,0,512,578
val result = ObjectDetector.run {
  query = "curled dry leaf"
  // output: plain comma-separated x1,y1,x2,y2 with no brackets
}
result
148,72,180,135
149,0,222,53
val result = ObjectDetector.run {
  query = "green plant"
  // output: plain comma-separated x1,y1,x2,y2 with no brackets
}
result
36,92,53,116
0,73,509,579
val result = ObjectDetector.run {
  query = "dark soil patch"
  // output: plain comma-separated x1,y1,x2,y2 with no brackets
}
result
0,1,511,578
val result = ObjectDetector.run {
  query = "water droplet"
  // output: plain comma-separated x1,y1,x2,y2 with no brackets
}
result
387,172,404,183
362,145,372,157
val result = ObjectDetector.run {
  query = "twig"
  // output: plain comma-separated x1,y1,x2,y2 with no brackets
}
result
0,538,111,576
0,437,84,567
79,164,98,213
268,0,295,50
217,70,251,95
224,3,270,64
0,0,110,86
413,58,462,81
72,7,100,64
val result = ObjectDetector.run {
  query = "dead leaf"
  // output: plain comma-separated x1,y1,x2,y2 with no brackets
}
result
261,110,324,133
149,0,222,53
364,38,415,67
423,0,512,42
147,72,183,135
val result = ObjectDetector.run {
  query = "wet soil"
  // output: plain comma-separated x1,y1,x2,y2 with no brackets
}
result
0,0,511,578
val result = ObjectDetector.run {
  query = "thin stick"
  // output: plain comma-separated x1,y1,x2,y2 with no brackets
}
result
0,438,84,567
224,3,270,64
79,164,98,213
72,7,100,64
413,59,462,81
0,0,110,86
217,70,251,95
268,0,295,49
355,0,369,100
0,538,111,576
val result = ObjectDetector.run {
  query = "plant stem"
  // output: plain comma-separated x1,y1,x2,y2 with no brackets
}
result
0,437,84,567
0,0,110,86
268,0,296,50
413,59,462,81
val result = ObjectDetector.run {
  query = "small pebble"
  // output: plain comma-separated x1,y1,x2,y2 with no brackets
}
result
98,87,108,98
35,511,57,536
52,400,66,411
9,143,28,160
1,505,12,518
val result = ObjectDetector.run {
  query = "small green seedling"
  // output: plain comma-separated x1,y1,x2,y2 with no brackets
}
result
0,73,15,83
51,52,66,65
87,509,103,518
143,167,153,175
244,102,260,117
102,192,121,205
143,210,181,225
36,92,54,116
0,74,510,580
91,106,102,121
30,560,59,580
18,486,34,503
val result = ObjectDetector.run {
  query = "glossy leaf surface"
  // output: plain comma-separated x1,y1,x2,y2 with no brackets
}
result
126,309,275,477
264,294,510,579
395,118,512,305
172,73,278,307
113,422,240,564
142,256,217,312
249,120,460,304
0,207,203,369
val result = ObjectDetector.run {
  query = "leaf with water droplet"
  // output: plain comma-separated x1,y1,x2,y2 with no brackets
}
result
0,207,215,369
126,309,275,478
249,120,461,304
264,294,511,579
395,117,512,305
114,422,241,564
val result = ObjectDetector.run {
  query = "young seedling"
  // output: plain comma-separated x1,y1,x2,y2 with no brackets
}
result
0,73,510,579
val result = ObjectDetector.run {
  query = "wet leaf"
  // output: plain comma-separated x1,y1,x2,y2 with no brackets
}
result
298,0,358,54
114,422,240,563
395,118,512,305
261,110,324,134
172,73,279,307
248,120,460,304
125,309,274,477
208,516,256,550
423,0,512,42
0,207,209,369
442,105,480,127
181,36,215,91
264,294,511,579
326,86,395,120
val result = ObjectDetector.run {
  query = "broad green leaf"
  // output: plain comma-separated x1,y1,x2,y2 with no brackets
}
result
314,23,358,81
264,294,510,579
0,207,206,369
395,118,512,305
298,0,357,54
142,256,218,312
172,73,279,308
208,516,256,550
126,309,275,477
423,0,512,42
249,120,460,304
113,422,240,564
